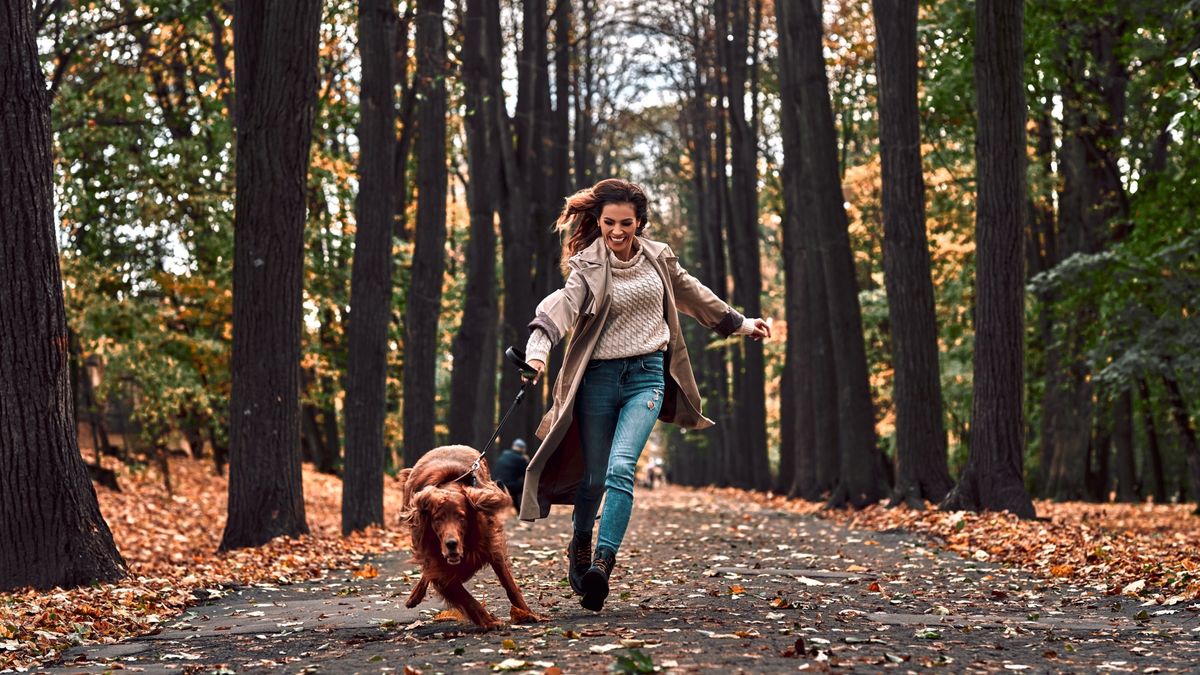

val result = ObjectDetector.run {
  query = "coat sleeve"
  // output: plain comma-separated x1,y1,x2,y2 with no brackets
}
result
527,265,591,346
664,248,745,337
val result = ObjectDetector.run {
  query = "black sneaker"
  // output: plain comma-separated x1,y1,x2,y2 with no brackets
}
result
581,547,616,611
568,531,592,596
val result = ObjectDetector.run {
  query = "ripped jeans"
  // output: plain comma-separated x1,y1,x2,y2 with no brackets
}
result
573,351,665,554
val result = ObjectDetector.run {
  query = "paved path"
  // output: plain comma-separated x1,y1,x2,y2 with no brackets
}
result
51,486,1200,673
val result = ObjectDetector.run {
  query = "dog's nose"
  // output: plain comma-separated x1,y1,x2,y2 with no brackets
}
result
445,538,458,552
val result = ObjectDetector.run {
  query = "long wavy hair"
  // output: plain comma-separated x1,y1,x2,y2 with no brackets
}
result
555,178,650,276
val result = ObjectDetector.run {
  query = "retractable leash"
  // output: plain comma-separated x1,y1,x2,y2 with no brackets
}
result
452,347,540,487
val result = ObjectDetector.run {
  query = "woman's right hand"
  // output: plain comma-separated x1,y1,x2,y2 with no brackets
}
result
525,359,546,384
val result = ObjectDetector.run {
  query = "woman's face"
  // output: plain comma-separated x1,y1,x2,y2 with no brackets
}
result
599,202,639,259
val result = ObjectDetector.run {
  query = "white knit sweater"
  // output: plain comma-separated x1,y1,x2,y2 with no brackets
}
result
525,248,759,365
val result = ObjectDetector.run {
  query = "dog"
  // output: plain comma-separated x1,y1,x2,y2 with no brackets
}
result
398,445,540,630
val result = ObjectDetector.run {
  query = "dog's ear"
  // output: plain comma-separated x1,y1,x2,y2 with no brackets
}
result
402,485,437,525
465,485,512,515
398,469,414,508
413,485,439,511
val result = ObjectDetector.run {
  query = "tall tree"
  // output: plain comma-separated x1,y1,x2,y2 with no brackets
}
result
493,0,536,446
1042,6,1129,500
776,0,823,500
0,0,127,591
220,0,321,550
789,0,888,508
940,0,1036,518
342,0,398,534
402,0,449,467
718,0,770,490
872,0,954,507
448,0,500,450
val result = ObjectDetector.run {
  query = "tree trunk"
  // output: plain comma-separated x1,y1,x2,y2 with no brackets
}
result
787,0,886,508
775,0,815,499
572,0,594,190
0,0,128,590
220,0,320,550
939,0,1035,518
873,0,953,508
1112,388,1138,501
1137,378,1167,503
402,0,449,468
343,0,398,534
449,0,501,451
1160,375,1200,513
1044,10,1128,500
317,309,342,475
494,0,536,447
719,0,770,491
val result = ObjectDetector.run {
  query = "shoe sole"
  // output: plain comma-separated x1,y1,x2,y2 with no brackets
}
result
580,568,609,611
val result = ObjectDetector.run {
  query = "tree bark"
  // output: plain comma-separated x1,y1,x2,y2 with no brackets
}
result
449,0,501,452
1137,378,1167,503
1112,389,1138,501
788,0,887,508
1044,10,1128,500
718,0,770,491
493,0,537,447
1160,375,1200,513
220,0,320,550
873,0,953,508
401,0,449,468
775,0,815,499
939,0,1035,518
0,0,128,590
343,0,398,534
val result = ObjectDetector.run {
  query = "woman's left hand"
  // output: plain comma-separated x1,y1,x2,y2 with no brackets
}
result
747,317,772,340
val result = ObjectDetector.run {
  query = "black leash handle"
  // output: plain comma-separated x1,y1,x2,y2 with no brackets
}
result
455,347,540,486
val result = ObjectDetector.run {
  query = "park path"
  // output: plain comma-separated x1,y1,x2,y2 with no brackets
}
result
50,486,1198,673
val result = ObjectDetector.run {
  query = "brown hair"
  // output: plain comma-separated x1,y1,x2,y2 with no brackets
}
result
555,178,649,275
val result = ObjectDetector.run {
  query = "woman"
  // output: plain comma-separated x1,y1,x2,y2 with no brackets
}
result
520,178,770,612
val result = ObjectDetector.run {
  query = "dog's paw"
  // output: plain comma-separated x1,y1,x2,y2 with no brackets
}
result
479,616,505,631
510,606,545,624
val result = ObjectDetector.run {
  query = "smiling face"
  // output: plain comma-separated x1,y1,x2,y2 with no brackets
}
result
599,202,639,260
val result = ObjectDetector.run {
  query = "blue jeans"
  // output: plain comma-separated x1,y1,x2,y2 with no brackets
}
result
573,351,665,554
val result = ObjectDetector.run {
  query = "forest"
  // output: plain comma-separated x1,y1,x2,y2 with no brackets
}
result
1,0,1199,668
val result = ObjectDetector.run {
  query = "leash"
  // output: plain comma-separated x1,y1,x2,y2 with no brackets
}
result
450,347,539,487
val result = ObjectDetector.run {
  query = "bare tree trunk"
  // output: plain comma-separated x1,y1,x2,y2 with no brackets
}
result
1112,389,1138,501
1161,375,1200,513
0,0,127,590
220,0,320,550
343,0,398,534
775,0,815,499
449,0,501,452
718,0,770,491
873,0,952,508
494,0,536,447
1137,378,1167,503
1044,10,1129,500
940,0,1035,518
787,0,886,508
402,0,449,467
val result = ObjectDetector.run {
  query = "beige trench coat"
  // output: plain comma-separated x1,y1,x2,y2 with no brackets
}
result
518,236,745,521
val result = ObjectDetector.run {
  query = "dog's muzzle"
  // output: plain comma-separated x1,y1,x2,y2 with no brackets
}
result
444,538,462,565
